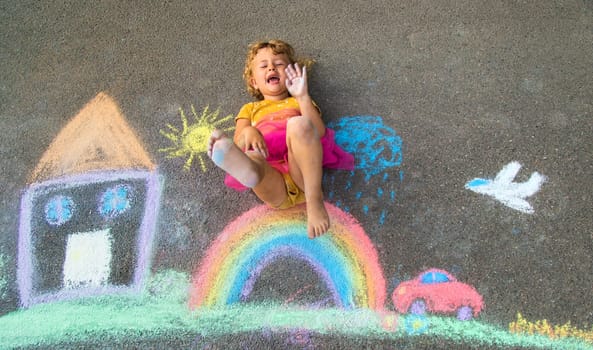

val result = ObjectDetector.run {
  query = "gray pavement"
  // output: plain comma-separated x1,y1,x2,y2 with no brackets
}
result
1,0,593,348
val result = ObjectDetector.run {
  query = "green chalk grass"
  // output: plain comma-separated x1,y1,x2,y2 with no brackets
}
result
0,270,590,349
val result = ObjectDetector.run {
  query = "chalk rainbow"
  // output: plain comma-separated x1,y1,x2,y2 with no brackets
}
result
190,203,386,310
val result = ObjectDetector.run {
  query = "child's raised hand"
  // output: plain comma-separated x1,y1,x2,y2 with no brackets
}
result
285,63,308,98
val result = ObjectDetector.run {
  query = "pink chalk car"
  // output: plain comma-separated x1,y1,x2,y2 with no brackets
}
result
392,268,484,320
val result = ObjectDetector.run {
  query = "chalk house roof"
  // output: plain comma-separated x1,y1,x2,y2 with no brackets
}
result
29,92,155,184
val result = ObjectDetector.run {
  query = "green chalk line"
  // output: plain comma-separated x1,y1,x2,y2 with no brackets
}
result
1,297,591,349
1,271,591,349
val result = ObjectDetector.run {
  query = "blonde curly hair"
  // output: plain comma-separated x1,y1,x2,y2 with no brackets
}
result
243,39,314,100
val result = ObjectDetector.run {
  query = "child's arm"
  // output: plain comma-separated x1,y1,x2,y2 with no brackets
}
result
285,64,326,137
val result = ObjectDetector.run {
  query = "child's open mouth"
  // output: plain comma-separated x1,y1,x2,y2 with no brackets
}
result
267,76,280,84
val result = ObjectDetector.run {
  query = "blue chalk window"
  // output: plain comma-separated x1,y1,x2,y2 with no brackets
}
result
99,184,131,218
420,271,450,284
45,195,75,226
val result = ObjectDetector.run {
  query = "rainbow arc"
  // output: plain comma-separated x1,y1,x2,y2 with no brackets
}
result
190,203,386,310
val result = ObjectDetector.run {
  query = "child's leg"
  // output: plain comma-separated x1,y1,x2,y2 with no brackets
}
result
285,116,330,238
208,130,261,188
208,130,288,206
250,161,291,208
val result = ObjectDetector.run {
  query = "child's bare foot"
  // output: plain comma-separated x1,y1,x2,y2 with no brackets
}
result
306,197,330,238
208,130,261,188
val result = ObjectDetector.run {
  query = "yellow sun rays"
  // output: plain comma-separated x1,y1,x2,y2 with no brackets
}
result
159,105,234,172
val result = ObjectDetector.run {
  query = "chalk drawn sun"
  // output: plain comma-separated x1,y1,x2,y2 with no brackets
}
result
160,105,233,172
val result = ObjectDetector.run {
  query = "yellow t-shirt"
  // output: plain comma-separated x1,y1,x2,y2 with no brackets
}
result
235,97,319,127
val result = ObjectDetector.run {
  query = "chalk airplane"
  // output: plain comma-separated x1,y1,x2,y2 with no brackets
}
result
465,161,546,214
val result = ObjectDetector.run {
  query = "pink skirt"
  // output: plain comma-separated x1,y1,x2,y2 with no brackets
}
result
224,127,354,191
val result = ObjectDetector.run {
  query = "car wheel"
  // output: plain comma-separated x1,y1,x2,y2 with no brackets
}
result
457,306,473,321
409,299,426,315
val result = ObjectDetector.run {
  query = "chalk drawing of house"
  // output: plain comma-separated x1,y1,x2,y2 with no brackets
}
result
17,92,162,307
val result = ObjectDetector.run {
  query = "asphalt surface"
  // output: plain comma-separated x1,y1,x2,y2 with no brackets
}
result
1,0,592,348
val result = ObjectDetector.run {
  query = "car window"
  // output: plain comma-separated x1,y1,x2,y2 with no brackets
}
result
420,271,450,284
